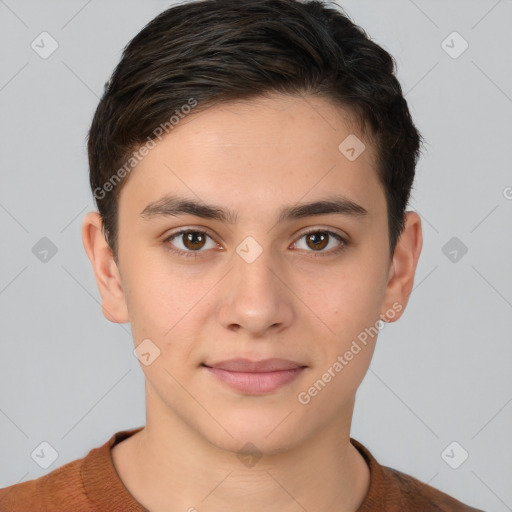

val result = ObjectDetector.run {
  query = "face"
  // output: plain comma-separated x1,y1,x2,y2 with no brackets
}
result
83,93,422,455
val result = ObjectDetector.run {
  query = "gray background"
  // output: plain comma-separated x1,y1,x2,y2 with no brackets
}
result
0,1,511,510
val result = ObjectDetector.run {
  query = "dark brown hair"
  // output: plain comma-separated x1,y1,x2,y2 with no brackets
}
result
87,0,422,262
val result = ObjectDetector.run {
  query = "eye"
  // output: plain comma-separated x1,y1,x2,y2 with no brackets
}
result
164,228,349,259
164,229,217,258
292,229,348,256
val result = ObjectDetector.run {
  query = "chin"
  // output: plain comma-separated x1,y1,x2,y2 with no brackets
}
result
213,430,302,458
201,407,308,456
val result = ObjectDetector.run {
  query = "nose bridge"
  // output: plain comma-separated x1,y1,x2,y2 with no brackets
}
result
218,236,293,334
235,240,276,289
232,236,281,299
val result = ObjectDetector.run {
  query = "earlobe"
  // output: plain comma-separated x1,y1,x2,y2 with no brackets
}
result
381,211,423,323
81,211,130,324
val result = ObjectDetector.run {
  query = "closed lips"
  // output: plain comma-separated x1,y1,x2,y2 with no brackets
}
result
202,358,307,372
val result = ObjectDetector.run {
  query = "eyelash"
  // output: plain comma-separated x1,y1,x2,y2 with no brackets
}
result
163,228,349,259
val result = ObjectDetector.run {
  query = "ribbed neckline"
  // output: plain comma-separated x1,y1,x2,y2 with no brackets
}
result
351,438,395,511
81,427,147,511
80,427,384,511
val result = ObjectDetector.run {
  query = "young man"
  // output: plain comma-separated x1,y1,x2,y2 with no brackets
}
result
0,0,484,510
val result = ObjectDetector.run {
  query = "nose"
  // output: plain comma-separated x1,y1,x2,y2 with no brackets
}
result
216,246,294,337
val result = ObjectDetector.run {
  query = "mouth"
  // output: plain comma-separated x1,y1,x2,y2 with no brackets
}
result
201,358,308,395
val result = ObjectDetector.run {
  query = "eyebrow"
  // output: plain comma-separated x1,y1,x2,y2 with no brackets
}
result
139,194,368,224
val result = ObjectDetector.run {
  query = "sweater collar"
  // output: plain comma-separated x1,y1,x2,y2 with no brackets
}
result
81,427,147,512
81,427,385,511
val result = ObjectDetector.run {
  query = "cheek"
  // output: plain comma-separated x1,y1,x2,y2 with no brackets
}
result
124,265,207,369
306,259,387,338
297,268,385,408
125,252,198,319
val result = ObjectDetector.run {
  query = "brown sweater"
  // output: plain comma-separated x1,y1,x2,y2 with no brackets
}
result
0,427,484,512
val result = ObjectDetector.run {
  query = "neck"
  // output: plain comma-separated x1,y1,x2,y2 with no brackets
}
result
112,388,370,512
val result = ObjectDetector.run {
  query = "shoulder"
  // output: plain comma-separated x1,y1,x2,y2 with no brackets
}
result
381,464,485,511
0,457,95,512
350,438,485,512
0,428,144,512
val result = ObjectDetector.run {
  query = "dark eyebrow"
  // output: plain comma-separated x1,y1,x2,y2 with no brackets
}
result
139,194,368,224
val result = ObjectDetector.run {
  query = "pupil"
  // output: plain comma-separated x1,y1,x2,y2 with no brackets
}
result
185,232,204,250
308,232,328,250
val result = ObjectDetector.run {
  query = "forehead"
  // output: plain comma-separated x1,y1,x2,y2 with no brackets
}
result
117,93,383,220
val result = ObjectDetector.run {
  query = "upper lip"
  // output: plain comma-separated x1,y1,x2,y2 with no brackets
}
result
203,358,306,372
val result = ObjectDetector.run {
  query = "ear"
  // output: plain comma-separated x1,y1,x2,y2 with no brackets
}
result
381,211,423,323
81,211,130,324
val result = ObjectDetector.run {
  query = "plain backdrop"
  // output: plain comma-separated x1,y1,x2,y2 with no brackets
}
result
0,1,511,510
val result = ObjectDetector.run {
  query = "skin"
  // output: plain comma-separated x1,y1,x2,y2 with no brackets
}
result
82,92,422,512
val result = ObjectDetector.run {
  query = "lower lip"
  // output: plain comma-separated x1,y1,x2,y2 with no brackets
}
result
203,366,306,394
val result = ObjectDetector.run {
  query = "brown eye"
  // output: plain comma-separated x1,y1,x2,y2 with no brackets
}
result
182,231,207,250
294,229,347,256
305,232,329,251
165,229,217,257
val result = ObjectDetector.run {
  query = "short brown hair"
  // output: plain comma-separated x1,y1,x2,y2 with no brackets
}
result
87,0,422,262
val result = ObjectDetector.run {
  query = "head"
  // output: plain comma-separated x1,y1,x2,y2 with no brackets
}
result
82,0,423,454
